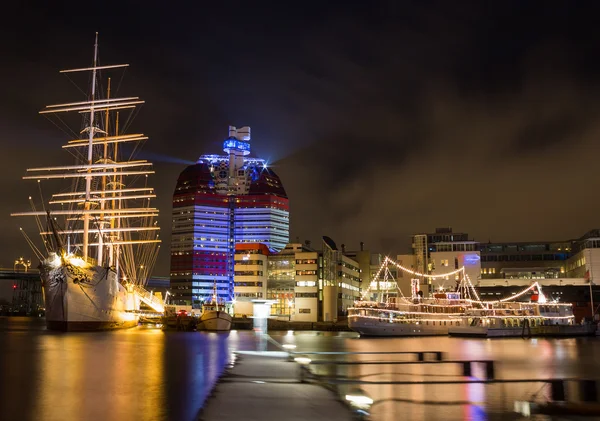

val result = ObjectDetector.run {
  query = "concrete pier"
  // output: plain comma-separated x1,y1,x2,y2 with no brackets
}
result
198,351,355,421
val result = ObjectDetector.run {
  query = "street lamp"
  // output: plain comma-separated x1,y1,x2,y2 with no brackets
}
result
14,257,31,272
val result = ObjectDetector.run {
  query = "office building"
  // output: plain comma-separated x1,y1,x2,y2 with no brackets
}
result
170,126,289,307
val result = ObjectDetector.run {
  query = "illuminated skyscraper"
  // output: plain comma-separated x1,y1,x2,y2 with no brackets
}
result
170,126,289,307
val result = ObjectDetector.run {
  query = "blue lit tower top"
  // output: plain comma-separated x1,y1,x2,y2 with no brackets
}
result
223,125,251,155
224,126,251,192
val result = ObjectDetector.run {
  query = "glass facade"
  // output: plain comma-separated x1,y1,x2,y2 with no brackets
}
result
267,255,296,316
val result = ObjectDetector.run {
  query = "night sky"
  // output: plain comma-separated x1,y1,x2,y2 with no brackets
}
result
2,1,600,276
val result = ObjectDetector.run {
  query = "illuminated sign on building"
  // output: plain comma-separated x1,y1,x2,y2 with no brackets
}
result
223,139,251,155
463,254,481,265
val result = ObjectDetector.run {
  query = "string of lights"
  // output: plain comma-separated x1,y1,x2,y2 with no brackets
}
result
359,256,571,308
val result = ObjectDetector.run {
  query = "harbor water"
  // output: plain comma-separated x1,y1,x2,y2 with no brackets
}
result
1,317,600,421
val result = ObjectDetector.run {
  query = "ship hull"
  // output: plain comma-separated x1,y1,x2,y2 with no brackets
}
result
449,324,596,338
46,320,139,331
40,256,139,332
200,310,232,331
348,315,455,336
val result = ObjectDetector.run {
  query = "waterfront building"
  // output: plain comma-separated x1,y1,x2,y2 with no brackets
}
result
229,240,360,322
291,247,320,322
234,243,269,316
567,230,600,280
263,242,319,322
479,240,571,279
170,126,289,307
397,228,480,295
344,245,400,303
321,237,361,322
0,269,43,315
478,230,600,282
402,227,600,285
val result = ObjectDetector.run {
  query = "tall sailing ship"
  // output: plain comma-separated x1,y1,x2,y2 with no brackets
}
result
12,34,161,331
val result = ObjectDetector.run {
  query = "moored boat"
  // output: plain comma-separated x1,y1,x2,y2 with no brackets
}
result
200,305,233,332
347,256,593,338
347,257,476,337
348,293,472,336
200,283,232,331
12,33,161,331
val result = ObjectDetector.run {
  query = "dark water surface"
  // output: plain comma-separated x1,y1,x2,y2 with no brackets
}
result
1,317,600,421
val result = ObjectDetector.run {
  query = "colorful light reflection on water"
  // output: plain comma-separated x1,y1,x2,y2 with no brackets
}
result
1,318,599,421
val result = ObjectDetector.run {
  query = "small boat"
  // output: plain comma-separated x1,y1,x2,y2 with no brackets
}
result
161,306,199,331
200,283,232,331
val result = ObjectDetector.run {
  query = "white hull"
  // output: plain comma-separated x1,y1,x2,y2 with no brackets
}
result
348,315,459,336
449,324,596,337
200,310,232,331
40,255,139,331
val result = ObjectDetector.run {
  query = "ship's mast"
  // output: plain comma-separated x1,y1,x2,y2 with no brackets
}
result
97,77,111,267
82,32,100,261
12,33,161,285
114,111,121,279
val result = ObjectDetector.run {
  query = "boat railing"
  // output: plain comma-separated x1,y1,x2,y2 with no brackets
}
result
132,284,165,313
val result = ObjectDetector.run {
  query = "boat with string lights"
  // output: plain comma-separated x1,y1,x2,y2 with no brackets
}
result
11,34,163,331
348,257,592,337
347,257,476,336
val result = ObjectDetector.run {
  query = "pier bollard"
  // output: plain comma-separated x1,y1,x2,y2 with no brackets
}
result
579,380,598,402
485,361,495,380
550,380,566,401
462,362,472,377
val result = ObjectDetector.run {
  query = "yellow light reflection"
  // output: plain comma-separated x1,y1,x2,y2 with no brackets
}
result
31,329,165,420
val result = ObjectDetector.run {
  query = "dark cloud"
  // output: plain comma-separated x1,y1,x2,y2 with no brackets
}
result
2,1,600,275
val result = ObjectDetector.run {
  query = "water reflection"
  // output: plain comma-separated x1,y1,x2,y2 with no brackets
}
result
0,319,243,421
269,331,600,421
2,318,600,421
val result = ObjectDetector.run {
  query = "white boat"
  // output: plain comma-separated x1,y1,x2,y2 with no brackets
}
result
200,283,232,331
12,34,161,331
348,293,472,336
200,304,233,332
347,259,475,336
347,257,590,338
